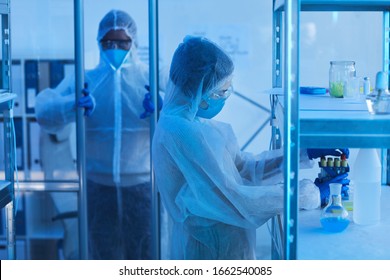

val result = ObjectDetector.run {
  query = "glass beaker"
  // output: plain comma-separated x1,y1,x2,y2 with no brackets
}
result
320,183,350,233
329,61,356,98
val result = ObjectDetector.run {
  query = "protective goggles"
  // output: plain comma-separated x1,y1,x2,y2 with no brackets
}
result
100,39,132,50
209,85,234,100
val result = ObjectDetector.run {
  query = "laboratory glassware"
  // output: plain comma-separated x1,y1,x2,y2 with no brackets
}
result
320,183,350,233
329,61,356,98
366,71,390,114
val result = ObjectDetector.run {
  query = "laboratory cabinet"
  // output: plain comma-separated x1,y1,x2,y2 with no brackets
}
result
272,0,390,259
0,57,77,259
0,58,77,260
0,59,75,173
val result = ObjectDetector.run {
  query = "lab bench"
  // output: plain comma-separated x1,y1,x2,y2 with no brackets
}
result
298,185,390,260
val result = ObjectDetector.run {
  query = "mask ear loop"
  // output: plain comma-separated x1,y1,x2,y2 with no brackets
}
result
195,78,211,111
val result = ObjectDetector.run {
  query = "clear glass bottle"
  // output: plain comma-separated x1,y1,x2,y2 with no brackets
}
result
329,61,356,98
320,183,350,232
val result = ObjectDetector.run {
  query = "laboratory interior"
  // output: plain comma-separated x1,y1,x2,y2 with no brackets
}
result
0,0,390,260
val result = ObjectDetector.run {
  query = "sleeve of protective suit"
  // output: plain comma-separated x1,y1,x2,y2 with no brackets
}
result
154,118,319,230
35,74,77,134
235,145,314,186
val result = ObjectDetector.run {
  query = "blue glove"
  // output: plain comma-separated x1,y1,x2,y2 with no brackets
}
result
314,173,350,207
307,148,349,160
140,85,163,119
78,82,96,116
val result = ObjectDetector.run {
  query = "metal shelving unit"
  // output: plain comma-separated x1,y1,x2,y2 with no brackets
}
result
273,0,390,259
0,0,16,260
0,94,16,260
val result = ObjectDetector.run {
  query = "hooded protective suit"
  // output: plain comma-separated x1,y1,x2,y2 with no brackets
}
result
35,10,166,259
152,36,319,260
36,10,152,186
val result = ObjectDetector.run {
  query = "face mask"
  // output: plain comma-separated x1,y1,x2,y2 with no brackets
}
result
103,49,130,70
196,98,226,119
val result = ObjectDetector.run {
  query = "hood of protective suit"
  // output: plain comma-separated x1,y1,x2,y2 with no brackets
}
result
96,9,139,71
163,36,234,121
97,9,139,47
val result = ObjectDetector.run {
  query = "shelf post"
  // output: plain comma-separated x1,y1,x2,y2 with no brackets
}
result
283,0,300,260
74,0,88,260
383,10,390,185
149,0,161,260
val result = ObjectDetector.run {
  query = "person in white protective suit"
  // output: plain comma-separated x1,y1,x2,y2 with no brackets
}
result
35,10,166,259
151,36,338,260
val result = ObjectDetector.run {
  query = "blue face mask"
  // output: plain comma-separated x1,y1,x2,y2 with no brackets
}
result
103,49,130,70
196,98,226,119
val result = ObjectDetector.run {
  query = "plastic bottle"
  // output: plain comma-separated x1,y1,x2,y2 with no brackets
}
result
320,183,350,233
353,149,381,225
363,77,371,95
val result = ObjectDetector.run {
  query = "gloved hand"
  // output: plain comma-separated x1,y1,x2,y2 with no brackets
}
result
78,82,96,116
140,85,163,119
314,173,350,207
307,148,349,160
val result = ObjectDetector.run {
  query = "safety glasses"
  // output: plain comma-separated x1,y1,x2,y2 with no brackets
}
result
209,85,234,100
100,39,132,50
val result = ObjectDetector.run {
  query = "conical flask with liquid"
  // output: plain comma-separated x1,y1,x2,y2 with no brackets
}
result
320,183,350,232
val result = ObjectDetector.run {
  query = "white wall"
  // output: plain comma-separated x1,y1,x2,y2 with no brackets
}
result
9,0,381,151
10,0,383,154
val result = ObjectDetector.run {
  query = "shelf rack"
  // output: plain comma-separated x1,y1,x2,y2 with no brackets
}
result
0,0,16,260
0,92,16,260
272,0,390,259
